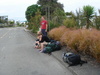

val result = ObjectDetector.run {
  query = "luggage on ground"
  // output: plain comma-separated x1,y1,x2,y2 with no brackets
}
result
62,52,87,66
42,47,53,53
54,41,61,51
42,40,61,53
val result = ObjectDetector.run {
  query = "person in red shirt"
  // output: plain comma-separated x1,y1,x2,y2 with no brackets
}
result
40,16,48,36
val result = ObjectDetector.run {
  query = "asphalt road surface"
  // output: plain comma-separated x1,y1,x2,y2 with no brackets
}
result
0,27,73,75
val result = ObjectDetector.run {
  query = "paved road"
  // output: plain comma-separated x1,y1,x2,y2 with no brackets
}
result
0,27,73,75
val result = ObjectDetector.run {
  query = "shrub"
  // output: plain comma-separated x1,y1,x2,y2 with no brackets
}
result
88,29,100,61
77,29,93,54
48,26,67,41
61,29,83,52
49,27,100,62
49,21,59,30
63,18,77,28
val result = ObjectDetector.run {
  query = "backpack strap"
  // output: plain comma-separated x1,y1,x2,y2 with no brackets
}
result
80,60,87,66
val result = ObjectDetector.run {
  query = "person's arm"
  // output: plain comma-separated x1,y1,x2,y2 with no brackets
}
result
39,36,41,41
39,35,44,43
45,20,48,32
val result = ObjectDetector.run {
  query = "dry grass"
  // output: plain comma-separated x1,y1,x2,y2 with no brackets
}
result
49,27,100,62
48,26,67,41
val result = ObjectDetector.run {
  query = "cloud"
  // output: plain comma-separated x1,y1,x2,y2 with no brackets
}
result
0,0,100,21
58,0,100,12
0,0,37,21
0,0,37,6
0,10,7,14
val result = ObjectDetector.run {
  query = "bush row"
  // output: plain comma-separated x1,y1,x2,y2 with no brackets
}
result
48,26,100,62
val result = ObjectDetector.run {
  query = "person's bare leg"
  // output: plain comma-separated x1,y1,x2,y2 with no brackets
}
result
40,43,44,50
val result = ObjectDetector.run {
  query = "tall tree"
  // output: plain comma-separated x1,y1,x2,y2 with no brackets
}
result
37,0,64,17
94,10,100,29
83,5,94,29
25,4,40,21
75,9,86,28
28,10,41,31
32,10,41,32
37,0,64,30
52,8,66,25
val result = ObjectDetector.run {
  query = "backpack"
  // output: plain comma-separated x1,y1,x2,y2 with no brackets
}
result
43,40,61,53
46,43,56,50
42,47,53,54
50,40,56,43
54,41,61,51
62,52,87,66
49,40,61,51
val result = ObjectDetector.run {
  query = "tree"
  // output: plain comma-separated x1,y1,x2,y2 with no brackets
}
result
0,19,4,23
75,9,87,28
0,16,8,24
37,0,63,10
52,8,66,25
28,10,42,32
65,11,81,28
94,10,100,29
16,21,20,26
8,20,15,25
83,5,94,29
37,0,64,30
25,4,40,21
32,10,41,32
37,0,64,18
63,18,77,28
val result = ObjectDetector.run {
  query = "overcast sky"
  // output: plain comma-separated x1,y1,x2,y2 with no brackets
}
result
0,0,100,21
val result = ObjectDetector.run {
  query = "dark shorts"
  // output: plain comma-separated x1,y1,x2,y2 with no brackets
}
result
41,29,47,36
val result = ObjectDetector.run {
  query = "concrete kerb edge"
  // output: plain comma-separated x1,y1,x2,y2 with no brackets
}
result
52,54,77,75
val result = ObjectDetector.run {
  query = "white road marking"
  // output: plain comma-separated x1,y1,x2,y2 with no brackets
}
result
0,30,11,39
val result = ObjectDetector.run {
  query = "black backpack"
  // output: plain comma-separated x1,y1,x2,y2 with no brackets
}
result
54,41,61,51
62,52,87,66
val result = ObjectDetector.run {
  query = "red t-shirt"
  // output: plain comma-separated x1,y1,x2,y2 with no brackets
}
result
40,20,47,29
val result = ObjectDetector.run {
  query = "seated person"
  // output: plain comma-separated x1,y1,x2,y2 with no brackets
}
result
35,31,41,48
35,32,50,51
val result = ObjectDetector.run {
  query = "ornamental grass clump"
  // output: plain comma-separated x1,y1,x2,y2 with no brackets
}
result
88,29,100,62
48,26,67,41
77,29,93,54
49,27,100,62
61,29,83,52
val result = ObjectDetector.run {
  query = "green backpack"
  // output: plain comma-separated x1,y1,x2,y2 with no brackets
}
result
43,43,56,53
43,47,53,53
46,43,56,50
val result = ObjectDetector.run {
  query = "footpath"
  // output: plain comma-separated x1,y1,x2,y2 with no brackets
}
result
24,28,100,75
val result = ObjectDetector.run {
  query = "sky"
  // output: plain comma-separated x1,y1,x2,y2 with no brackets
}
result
0,0,100,21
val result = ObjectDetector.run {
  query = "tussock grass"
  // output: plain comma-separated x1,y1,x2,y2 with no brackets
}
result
48,26,67,41
49,26,100,62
